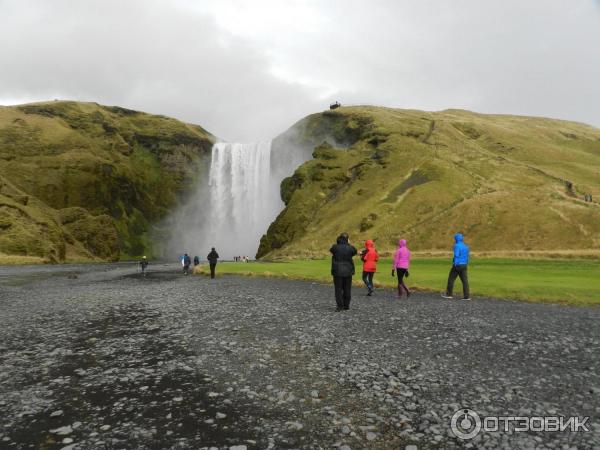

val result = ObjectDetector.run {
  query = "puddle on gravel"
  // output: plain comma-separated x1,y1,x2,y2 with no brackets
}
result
119,270,184,283
5,304,282,449
0,271,82,287
0,262,126,286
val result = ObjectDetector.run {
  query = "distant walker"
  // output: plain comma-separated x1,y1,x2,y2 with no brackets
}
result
442,233,471,300
207,248,219,279
140,256,148,276
182,253,191,275
330,233,357,311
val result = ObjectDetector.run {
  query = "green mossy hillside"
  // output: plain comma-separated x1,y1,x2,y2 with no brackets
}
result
258,106,600,258
0,101,214,262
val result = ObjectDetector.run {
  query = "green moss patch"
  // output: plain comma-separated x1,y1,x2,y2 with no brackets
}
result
0,101,214,262
259,106,600,259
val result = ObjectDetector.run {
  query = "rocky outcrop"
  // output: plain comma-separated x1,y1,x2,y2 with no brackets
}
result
0,101,214,262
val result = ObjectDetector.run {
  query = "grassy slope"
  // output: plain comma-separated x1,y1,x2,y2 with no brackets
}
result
195,258,600,306
0,101,214,263
258,106,600,259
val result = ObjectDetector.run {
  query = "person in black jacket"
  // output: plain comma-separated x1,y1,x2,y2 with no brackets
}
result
330,233,357,311
140,256,148,276
207,248,219,279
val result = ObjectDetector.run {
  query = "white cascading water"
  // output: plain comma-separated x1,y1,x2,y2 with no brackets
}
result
203,142,282,258
165,136,312,260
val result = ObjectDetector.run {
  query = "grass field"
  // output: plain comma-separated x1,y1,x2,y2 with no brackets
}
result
195,258,600,306
0,253,47,265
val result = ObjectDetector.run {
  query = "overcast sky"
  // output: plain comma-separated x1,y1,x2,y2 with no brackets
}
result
1,0,599,141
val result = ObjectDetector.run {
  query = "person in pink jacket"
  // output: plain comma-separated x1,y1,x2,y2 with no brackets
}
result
392,239,411,298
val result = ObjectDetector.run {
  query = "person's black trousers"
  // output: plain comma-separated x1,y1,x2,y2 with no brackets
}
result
396,268,410,296
210,263,216,279
333,276,352,309
362,271,374,290
446,264,469,298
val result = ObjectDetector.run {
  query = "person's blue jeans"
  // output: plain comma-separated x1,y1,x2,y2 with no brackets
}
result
362,271,374,291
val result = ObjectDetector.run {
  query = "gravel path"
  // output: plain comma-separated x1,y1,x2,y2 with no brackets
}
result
0,264,598,450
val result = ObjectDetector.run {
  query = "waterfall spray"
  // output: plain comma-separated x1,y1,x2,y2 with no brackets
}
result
165,132,313,261
203,142,282,258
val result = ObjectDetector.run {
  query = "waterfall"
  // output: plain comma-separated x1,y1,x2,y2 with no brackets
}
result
202,141,282,258
165,135,313,261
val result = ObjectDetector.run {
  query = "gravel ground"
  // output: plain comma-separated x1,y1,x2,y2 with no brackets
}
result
0,263,598,450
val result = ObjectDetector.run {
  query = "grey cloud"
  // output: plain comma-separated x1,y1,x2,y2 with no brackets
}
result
1,0,599,142
0,0,323,141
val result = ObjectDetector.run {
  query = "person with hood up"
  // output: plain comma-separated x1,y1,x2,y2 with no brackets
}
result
392,239,411,298
442,233,471,300
360,239,379,296
330,233,357,311
182,253,191,275
207,247,219,279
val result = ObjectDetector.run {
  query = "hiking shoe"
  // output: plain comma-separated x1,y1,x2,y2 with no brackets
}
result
441,294,454,299
462,297,472,301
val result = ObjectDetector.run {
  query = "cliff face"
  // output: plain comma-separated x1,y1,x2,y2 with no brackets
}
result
4,101,600,263
257,106,600,259
0,101,214,262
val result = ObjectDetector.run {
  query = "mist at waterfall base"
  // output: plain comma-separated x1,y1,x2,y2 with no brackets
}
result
166,139,311,260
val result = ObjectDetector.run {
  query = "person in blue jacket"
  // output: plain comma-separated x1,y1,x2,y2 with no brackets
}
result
182,253,191,275
441,233,471,300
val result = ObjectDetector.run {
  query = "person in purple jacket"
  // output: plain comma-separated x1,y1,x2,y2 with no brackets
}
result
391,239,411,298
